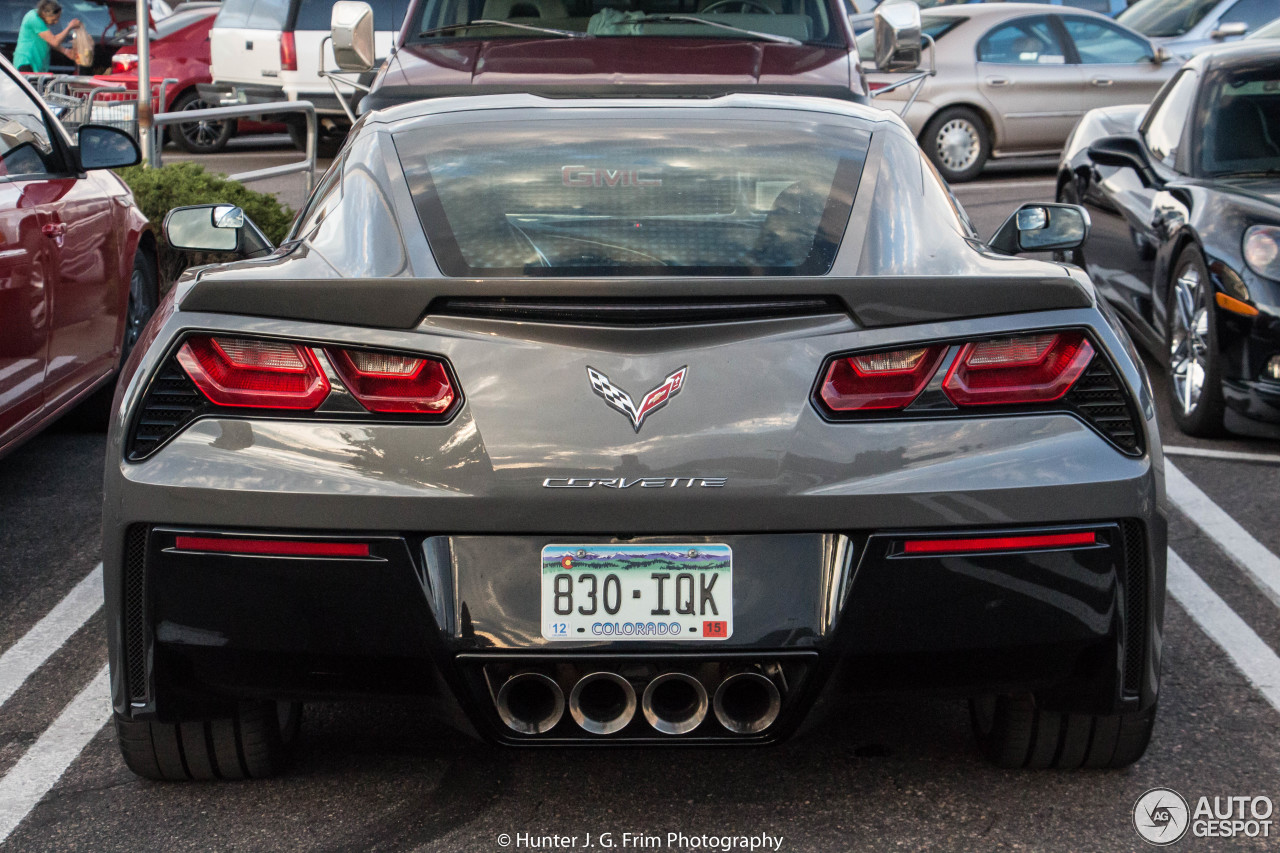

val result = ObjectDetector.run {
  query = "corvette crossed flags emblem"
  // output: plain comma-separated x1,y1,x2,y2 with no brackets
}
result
586,366,688,432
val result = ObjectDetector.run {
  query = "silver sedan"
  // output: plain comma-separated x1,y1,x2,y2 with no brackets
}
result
864,3,1180,181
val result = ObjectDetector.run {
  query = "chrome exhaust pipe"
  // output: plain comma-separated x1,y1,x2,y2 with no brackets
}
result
495,672,565,735
713,672,781,734
569,672,636,735
641,672,709,735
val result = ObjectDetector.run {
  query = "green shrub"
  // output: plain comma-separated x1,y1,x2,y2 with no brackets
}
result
115,162,296,286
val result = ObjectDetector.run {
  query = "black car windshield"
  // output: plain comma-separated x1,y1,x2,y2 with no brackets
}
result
1117,0,1219,38
409,0,844,46
1201,71,1280,176
395,116,870,276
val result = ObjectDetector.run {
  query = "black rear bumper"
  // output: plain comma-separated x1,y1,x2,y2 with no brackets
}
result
115,521,1162,743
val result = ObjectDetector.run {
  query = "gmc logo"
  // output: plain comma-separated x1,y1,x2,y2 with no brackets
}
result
562,165,662,187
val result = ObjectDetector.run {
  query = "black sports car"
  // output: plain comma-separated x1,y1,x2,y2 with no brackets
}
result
1059,42,1280,437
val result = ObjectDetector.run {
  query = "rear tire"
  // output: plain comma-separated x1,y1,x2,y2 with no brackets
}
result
920,106,990,184
970,694,1156,769
115,701,302,781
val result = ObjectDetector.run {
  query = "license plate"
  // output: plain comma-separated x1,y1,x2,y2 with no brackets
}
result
541,544,732,641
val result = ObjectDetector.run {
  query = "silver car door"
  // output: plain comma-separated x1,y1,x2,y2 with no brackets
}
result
1060,15,1177,110
974,14,1084,153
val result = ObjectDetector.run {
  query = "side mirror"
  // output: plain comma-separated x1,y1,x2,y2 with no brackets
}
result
77,124,140,170
1087,133,1161,187
1210,21,1247,39
163,204,274,256
1152,45,1173,63
331,0,375,72
873,2,922,72
989,203,1090,256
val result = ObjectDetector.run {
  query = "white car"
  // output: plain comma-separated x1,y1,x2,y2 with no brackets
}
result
202,0,408,149
1117,0,1279,58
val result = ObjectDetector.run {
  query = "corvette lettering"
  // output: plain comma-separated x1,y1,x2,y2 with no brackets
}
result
587,365,686,432
542,477,727,488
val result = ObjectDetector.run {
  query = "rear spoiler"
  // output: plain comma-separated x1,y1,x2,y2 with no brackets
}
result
359,83,870,115
179,275,1092,329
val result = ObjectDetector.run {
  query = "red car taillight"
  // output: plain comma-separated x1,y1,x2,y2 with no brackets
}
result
280,31,298,71
327,349,457,414
176,336,329,409
819,345,947,411
112,53,138,74
942,332,1094,406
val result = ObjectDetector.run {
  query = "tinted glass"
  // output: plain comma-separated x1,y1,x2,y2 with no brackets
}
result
410,0,842,46
1200,70,1280,175
1220,0,1277,29
0,72,57,179
1117,0,1219,37
153,7,217,36
1143,69,1197,167
295,0,409,30
395,117,870,276
977,16,1068,64
1063,16,1150,62
215,0,289,29
857,14,962,61
1063,0,1122,15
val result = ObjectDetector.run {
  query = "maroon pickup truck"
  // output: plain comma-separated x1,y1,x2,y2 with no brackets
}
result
356,0,870,114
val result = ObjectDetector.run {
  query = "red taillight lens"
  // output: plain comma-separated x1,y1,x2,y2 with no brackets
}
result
942,332,1094,407
280,31,297,70
112,53,138,73
902,531,1097,555
868,81,889,92
327,349,457,414
173,536,370,557
176,336,329,409
819,345,946,411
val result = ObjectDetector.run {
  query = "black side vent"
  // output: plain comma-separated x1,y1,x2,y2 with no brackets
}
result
1121,519,1147,698
1064,357,1143,456
123,524,149,704
429,296,846,326
127,359,210,461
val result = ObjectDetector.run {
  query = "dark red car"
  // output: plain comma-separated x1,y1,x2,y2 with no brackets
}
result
0,55,155,459
102,1,278,153
360,0,869,113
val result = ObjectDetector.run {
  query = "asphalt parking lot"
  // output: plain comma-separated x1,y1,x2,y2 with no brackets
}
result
1,148,1279,852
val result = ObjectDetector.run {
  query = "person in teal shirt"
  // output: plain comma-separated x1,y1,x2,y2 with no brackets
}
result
13,0,81,73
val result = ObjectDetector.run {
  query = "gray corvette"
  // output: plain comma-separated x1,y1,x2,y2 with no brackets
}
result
103,93,1167,780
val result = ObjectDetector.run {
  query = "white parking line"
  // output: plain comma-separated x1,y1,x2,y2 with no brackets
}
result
1164,445,1280,466
0,565,102,710
1168,551,1280,716
1165,461,1280,610
0,665,110,846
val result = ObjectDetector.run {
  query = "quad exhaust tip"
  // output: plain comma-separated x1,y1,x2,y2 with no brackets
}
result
642,672,709,735
569,672,637,735
496,672,565,735
713,672,782,734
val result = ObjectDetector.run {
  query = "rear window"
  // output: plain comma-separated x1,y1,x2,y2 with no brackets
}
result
215,0,289,30
294,0,409,30
394,116,870,277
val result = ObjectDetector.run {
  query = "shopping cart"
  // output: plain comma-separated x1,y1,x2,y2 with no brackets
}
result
32,75,171,142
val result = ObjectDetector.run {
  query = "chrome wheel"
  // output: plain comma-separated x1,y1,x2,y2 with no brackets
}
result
935,118,981,173
1169,265,1210,415
178,97,226,150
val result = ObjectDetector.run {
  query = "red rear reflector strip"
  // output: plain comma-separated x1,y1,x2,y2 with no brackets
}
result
902,531,1097,555
173,537,370,557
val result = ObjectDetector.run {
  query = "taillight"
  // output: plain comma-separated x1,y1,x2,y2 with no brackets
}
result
280,31,297,71
942,332,1094,406
327,349,457,414
819,345,946,411
176,336,329,409
112,53,138,73
868,81,889,92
